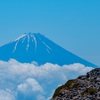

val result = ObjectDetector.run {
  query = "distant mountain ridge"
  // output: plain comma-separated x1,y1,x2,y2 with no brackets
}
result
0,33,97,67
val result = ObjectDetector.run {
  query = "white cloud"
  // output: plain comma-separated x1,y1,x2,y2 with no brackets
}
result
17,78,43,93
0,59,93,100
37,95,46,100
0,89,15,100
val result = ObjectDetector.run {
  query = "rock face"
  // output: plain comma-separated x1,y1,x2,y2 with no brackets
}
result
52,68,100,100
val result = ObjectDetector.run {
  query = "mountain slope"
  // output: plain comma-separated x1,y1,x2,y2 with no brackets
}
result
52,68,100,100
0,33,96,67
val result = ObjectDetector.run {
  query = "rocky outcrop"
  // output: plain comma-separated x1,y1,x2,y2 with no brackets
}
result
52,68,100,100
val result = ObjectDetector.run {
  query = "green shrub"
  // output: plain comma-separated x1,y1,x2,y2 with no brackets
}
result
83,87,97,95
72,83,80,88
53,79,75,98
65,79,74,87
53,85,64,98
88,88,97,95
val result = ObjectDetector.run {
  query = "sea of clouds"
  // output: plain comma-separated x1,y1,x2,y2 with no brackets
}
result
0,59,93,100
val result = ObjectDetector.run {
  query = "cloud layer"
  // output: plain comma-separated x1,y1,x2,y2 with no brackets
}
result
0,59,93,100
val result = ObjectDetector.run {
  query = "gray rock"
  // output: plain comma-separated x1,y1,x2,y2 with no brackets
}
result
52,68,100,100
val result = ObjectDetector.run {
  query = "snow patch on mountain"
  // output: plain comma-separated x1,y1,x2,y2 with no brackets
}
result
26,34,30,50
12,41,19,53
15,34,27,41
42,41,52,54
31,34,37,51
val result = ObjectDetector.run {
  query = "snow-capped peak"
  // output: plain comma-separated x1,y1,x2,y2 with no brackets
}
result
12,33,38,52
15,33,27,41
0,32,97,67
12,32,52,53
14,33,39,41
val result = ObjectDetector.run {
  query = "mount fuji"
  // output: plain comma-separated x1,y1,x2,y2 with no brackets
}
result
0,33,96,67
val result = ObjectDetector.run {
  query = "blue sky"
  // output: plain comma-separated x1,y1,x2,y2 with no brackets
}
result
0,0,100,66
